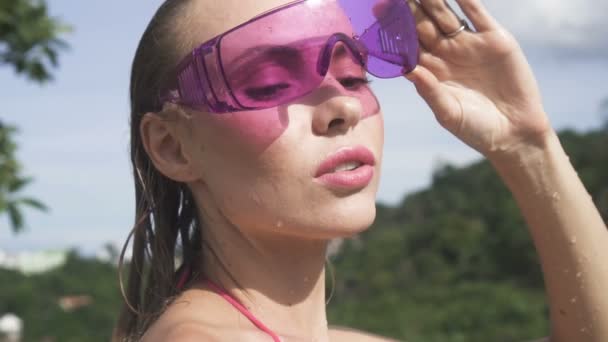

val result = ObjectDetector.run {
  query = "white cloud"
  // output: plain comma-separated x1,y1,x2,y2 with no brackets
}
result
481,0,608,57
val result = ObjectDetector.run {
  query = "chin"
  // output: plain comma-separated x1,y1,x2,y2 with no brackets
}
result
329,190,378,237
295,189,378,240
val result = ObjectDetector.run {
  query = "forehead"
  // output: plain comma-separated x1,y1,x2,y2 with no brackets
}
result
183,0,352,47
184,0,295,45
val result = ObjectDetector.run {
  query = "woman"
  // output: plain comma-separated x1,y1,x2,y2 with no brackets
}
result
114,0,608,341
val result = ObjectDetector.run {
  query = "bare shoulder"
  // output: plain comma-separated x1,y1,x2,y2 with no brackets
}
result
329,326,401,342
142,321,216,342
141,285,269,342
140,288,220,342
143,320,272,342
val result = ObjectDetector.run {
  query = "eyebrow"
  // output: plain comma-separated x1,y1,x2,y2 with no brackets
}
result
226,39,355,74
226,45,306,82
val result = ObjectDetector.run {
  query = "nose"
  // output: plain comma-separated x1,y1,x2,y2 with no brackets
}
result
311,35,366,136
311,90,363,136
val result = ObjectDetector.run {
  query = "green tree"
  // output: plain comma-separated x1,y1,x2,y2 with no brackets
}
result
0,125,47,232
0,0,69,232
0,251,122,342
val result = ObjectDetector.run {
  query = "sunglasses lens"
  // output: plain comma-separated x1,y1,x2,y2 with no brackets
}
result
220,3,328,109
341,0,419,77
191,0,418,111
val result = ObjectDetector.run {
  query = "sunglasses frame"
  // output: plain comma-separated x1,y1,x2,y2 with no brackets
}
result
160,0,418,113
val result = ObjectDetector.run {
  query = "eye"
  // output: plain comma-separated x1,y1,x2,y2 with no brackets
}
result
244,83,291,101
339,76,372,90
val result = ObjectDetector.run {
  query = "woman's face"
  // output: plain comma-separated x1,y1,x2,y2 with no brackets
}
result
175,0,384,239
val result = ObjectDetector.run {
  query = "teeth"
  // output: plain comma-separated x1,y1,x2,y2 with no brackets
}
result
333,161,362,172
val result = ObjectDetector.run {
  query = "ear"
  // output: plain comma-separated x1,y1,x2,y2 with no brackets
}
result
140,112,198,183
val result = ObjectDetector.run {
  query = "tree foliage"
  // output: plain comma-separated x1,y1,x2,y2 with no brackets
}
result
0,124,47,232
0,0,69,82
0,0,68,233
0,251,121,341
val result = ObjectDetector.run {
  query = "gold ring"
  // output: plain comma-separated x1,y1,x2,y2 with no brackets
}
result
445,19,470,38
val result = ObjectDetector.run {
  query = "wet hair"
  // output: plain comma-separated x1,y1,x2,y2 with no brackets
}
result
112,1,202,340
113,1,340,339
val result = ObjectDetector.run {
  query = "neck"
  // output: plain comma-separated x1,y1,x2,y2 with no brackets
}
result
199,210,331,340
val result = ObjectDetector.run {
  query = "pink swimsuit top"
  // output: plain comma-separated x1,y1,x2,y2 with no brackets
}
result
176,267,281,341
206,280,282,342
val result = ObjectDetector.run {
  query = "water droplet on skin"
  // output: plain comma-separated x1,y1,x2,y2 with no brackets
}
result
576,272,583,278
570,297,577,303
275,221,283,229
552,192,560,201
570,237,577,245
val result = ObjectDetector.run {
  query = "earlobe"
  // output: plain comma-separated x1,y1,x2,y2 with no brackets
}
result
139,112,198,183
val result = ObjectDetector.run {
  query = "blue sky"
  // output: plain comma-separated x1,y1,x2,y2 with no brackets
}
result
1,0,607,254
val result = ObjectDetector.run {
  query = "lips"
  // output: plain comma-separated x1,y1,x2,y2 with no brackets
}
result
315,146,376,178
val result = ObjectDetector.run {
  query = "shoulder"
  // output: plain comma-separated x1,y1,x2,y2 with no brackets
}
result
329,326,400,342
143,321,216,342
139,284,229,342
143,320,272,342
140,285,268,342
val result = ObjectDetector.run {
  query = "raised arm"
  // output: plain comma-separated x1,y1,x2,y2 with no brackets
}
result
490,130,608,342
402,0,608,341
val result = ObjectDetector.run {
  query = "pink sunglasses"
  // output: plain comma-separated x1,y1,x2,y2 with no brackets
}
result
160,0,419,113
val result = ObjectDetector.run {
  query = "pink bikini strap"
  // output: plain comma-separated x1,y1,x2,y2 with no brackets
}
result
175,264,191,290
206,280,282,342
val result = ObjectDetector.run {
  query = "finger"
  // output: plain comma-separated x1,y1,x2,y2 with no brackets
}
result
454,0,500,32
417,45,450,79
407,0,443,52
372,0,393,18
403,65,461,132
418,0,464,36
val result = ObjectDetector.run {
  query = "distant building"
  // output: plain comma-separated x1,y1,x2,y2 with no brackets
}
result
0,313,22,342
58,295,93,312
0,249,68,275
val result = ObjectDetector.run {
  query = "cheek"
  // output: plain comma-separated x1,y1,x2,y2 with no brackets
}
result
190,107,293,203
209,108,289,154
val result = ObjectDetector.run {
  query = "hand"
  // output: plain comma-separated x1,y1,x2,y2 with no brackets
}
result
403,0,552,160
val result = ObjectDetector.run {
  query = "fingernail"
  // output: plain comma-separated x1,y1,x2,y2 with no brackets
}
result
402,68,416,81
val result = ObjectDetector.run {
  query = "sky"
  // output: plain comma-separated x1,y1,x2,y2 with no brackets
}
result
1,0,607,255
